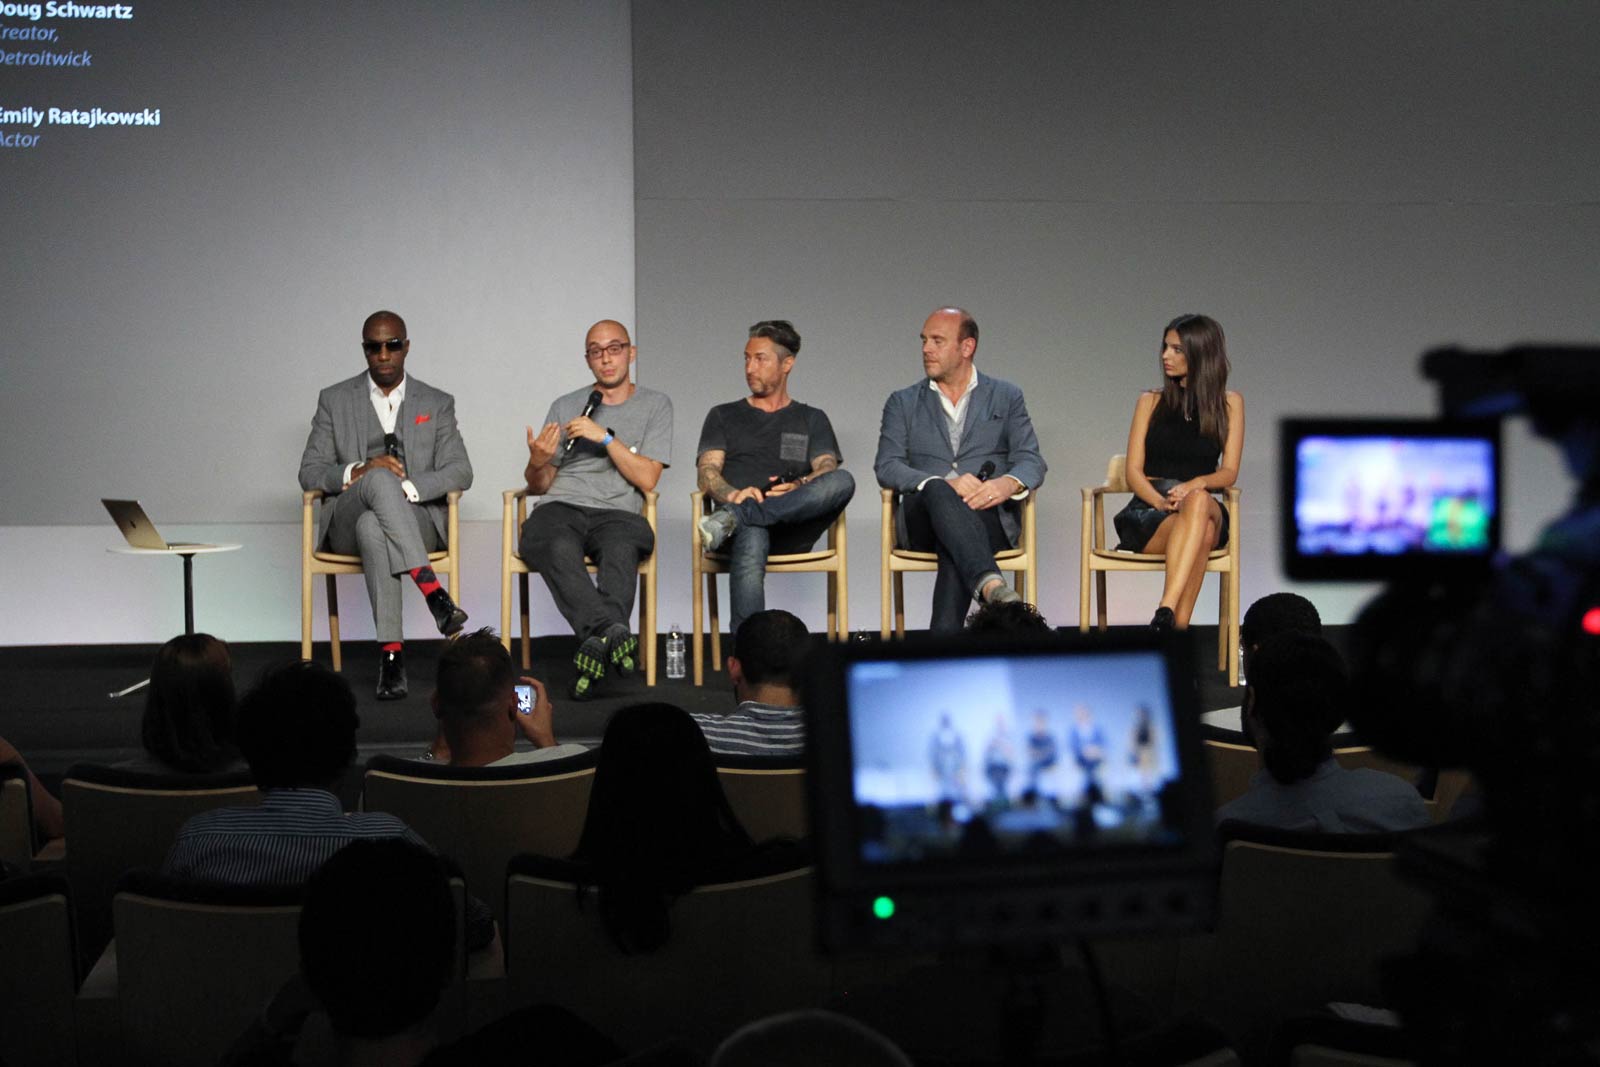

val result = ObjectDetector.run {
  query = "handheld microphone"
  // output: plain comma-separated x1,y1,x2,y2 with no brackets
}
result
564,390,604,454
977,460,996,481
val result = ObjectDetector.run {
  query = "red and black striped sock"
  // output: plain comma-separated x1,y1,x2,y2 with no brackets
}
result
409,566,442,596
381,641,403,654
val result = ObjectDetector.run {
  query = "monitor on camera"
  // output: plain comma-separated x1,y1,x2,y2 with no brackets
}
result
1281,417,1501,582
804,630,1215,952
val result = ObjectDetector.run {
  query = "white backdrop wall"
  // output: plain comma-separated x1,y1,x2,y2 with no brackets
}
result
1,2,636,645
633,1,1599,638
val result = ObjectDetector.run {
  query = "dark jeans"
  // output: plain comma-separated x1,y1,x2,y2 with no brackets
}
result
519,502,654,640
724,469,856,635
900,478,1012,633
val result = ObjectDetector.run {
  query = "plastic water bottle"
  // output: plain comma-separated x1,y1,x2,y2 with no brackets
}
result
666,625,686,680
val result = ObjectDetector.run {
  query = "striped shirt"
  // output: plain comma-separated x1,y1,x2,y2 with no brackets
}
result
163,788,427,886
692,702,806,758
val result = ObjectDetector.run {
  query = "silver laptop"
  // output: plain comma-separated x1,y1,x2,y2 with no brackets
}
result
102,500,206,550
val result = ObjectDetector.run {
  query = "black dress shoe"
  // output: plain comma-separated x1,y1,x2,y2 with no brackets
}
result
377,647,408,701
426,588,468,636
1149,606,1176,632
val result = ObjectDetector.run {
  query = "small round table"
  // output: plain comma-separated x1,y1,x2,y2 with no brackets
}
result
108,543,242,634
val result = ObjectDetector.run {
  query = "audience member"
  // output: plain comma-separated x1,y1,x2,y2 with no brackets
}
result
221,839,620,1066
121,632,244,775
572,702,795,953
964,599,1051,634
424,629,589,767
1239,591,1322,675
1217,633,1430,833
712,1010,913,1067
0,733,63,844
691,610,808,758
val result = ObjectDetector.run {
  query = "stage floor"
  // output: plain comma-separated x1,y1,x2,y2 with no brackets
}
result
1,627,1247,786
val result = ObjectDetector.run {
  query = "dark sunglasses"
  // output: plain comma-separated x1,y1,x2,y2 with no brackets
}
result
362,338,407,355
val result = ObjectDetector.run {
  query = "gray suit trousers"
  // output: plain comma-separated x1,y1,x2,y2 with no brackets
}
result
324,470,440,642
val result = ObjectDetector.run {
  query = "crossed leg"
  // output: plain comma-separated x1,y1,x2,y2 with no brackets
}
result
1140,490,1221,627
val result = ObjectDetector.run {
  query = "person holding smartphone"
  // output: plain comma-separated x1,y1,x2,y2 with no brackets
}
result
422,630,589,767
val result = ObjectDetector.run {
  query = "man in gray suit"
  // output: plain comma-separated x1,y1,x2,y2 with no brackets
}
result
299,310,472,699
874,306,1046,632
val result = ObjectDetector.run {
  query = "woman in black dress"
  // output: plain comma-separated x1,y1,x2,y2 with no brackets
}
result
1115,314,1244,630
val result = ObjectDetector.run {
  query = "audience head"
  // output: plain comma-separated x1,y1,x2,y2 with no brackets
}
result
141,632,238,773
236,660,359,790
712,1010,913,1067
1241,592,1323,675
728,610,809,701
1245,633,1349,784
575,702,751,952
965,599,1051,635
1159,312,1230,443
432,628,515,747
299,838,454,1043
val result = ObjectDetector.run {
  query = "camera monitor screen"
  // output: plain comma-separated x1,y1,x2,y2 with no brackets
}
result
1281,418,1501,582
805,632,1216,951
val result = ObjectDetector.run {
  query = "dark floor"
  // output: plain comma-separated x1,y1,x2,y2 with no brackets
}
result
0,626,1251,786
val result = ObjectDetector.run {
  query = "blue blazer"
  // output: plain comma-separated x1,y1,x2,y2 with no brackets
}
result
873,370,1046,546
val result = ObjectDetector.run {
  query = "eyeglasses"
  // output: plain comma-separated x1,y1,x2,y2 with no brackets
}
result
584,341,629,360
362,338,407,355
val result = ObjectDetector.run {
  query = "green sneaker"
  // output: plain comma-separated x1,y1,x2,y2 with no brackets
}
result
571,634,608,700
604,622,637,677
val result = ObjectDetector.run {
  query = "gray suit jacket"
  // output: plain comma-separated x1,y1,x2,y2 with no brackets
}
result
297,372,474,542
873,370,1046,546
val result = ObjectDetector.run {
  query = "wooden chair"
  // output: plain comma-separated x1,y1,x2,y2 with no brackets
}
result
501,489,658,683
300,488,462,669
1080,454,1242,684
61,764,260,968
361,750,599,926
505,853,830,1055
690,489,848,685
715,756,808,841
78,869,468,1067
880,487,1038,637
1175,824,1432,1054
0,873,79,1067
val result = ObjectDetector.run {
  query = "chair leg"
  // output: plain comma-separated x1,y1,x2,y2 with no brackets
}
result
325,575,342,672
500,561,513,657
692,557,705,687
1217,572,1229,673
880,560,892,639
708,575,722,673
827,569,839,639
893,572,906,638
302,567,315,661
1095,572,1108,633
642,566,657,687
518,574,531,670
1226,568,1241,687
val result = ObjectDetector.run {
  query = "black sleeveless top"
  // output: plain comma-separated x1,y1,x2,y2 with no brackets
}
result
1143,398,1222,481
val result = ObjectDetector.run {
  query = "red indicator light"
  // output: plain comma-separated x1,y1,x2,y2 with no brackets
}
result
1583,607,1600,636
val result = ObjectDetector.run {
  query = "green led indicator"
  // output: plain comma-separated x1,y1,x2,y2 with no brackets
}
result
872,896,896,920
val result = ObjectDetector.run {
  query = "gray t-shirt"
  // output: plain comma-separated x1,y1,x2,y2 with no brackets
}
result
535,385,673,514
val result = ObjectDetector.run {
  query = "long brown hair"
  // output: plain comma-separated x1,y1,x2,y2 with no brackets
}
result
1158,314,1230,446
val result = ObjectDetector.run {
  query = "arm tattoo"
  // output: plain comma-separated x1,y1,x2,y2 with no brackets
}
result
809,454,839,477
698,461,738,503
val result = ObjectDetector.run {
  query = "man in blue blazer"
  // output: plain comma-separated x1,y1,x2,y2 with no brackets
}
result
299,310,473,699
874,307,1046,632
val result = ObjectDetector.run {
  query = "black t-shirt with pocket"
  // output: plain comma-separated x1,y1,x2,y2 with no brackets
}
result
696,400,841,491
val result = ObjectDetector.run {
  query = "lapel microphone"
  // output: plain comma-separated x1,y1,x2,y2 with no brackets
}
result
384,432,401,459
565,390,605,454
977,460,996,481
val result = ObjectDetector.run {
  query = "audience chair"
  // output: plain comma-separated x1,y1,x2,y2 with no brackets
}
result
61,763,260,968
0,762,35,869
1267,1013,1417,1067
1080,455,1242,684
505,853,830,1055
300,488,462,670
880,487,1038,637
501,488,658,683
1203,739,1259,810
0,873,79,1067
1175,823,1432,1055
716,756,808,842
77,869,470,1067
361,749,599,926
690,488,848,685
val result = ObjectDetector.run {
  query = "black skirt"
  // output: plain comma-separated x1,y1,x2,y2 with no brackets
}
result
1112,478,1230,552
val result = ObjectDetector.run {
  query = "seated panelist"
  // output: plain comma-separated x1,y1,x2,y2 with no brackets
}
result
1115,313,1244,630
298,310,471,700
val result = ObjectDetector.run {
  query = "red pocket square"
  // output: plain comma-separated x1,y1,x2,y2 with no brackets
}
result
414,413,431,425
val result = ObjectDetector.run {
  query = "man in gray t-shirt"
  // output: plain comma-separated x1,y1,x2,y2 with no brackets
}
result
519,320,673,699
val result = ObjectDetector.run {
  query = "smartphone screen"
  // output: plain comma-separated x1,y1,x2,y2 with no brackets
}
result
515,684,533,715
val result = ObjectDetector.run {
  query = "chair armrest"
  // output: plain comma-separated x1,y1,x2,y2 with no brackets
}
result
302,489,325,505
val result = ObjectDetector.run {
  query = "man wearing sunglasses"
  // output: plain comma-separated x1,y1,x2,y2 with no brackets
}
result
519,319,672,699
299,310,473,700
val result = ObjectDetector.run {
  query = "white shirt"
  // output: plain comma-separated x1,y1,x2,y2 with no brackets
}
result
342,376,420,502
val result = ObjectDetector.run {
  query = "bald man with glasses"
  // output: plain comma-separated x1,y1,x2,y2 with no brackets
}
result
299,310,473,700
